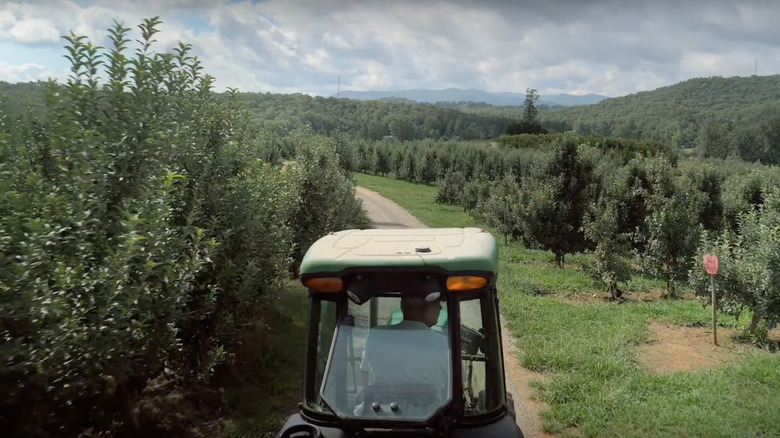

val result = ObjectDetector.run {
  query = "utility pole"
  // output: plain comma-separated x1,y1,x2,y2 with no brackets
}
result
755,60,758,76
337,74,340,98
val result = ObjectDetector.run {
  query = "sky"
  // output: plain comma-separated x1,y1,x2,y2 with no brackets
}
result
1,0,778,98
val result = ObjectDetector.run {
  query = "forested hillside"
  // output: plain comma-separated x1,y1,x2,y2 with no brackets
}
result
229,92,514,140
336,88,607,106
1,83,515,142
542,75,780,158
0,81,47,115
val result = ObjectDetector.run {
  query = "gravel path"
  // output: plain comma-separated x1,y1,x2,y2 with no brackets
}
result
355,186,550,438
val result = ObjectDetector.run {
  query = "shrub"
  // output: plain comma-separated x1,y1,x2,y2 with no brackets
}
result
584,199,633,299
475,176,523,244
436,171,467,204
690,189,780,336
287,135,365,274
518,135,598,267
643,158,703,298
0,18,365,436
0,19,219,434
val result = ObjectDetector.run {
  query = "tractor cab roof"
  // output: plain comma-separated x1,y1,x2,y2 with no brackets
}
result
299,227,498,276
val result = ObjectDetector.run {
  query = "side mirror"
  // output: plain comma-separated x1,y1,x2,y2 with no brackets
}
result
346,275,371,304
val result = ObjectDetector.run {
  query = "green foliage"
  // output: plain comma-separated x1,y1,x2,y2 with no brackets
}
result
519,137,598,267
542,75,780,157
1,18,219,434
722,167,780,231
353,172,780,437
610,158,654,254
498,133,676,163
435,171,466,204
221,91,514,141
287,135,365,272
686,163,725,232
474,176,523,243
643,158,704,298
691,189,780,335
504,88,547,135
388,115,416,141
348,127,780,302
0,19,363,436
584,199,633,298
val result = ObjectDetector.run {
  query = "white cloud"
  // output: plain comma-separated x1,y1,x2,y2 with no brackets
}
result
322,32,350,50
2,0,780,98
0,62,59,82
9,17,60,43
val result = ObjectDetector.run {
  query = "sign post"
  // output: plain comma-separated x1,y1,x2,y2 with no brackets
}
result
703,254,719,345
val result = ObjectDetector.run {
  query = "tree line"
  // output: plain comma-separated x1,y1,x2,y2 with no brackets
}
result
225,91,515,141
338,134,780,337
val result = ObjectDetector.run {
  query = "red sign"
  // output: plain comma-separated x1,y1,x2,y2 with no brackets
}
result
703,254,718,275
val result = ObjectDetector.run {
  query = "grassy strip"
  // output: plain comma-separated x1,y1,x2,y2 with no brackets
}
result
354,172,780,438
218,284,309,438
353,173,473,228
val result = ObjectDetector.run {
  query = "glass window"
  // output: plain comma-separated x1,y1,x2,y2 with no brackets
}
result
314,300,337,401
319,295,452,421
460,296,505,416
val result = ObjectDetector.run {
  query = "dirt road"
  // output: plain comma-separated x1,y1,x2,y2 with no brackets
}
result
355,186,550,438
355,187,427,229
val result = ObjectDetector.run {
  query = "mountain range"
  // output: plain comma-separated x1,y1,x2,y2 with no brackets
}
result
336,88,609,107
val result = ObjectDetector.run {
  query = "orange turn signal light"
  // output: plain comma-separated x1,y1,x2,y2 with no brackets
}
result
446,276,487,291
303,277,343,293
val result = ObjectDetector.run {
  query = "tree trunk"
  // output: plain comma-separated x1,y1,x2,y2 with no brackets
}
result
610,280,623,300
746,310,764,335
554,251,564,268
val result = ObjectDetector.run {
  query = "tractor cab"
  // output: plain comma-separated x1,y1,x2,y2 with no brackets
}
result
277,228,523,437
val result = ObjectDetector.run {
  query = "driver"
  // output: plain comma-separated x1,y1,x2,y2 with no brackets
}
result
355,295,450,415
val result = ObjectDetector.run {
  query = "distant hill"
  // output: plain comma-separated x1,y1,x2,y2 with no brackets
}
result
337,88,608,107
231,92,515,140
542,75,780,149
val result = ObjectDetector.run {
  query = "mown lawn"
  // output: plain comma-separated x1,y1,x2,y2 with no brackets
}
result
354,172,780,438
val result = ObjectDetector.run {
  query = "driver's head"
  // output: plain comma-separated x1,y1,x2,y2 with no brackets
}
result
401,296,442,327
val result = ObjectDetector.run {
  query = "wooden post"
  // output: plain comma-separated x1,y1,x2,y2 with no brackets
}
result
703,254,719,346
710,275,717,346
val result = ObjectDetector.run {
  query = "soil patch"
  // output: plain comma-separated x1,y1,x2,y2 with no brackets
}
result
639,320,747,374
501,321,553,438
565,290,696,304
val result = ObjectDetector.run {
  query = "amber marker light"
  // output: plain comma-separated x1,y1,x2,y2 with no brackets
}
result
303,277,343,292
446,276,487,291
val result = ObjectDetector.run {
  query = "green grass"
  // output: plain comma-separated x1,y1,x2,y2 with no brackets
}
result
354,172,780,438
354,173,474,228
220,282,309,438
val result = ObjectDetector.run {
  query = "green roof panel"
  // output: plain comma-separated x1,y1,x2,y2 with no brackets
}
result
299,228,498,275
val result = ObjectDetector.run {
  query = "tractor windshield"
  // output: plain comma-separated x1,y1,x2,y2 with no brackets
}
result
319,295,452,421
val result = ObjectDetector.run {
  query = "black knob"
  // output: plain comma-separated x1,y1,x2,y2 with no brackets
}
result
390,402,399,412
371,402,381,412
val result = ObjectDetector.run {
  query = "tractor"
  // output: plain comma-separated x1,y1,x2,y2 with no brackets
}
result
277,228,523,437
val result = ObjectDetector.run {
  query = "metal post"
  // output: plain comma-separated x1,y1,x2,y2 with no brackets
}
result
369,297,378,328
711,275,717,345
